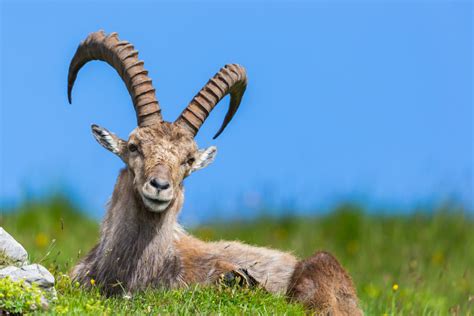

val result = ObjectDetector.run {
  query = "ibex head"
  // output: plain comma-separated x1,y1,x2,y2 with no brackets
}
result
68,31,247,212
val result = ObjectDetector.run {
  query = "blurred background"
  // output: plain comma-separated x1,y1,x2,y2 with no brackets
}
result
1,1,473,314
1,0,472,223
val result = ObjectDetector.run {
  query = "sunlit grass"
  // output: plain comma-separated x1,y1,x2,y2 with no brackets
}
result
1,197,473,314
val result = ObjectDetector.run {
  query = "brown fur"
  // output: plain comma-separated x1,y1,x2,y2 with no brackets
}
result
71,122,362,313
287,252,362,315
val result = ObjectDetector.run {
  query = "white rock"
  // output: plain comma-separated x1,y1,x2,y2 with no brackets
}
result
0,227,28,265
0,264,55,288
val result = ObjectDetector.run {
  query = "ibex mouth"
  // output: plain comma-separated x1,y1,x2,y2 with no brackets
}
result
141,194,172,212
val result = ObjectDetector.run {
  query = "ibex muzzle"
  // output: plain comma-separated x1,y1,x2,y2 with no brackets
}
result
142,165,173,212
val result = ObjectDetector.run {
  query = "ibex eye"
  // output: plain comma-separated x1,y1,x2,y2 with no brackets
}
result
128,144,138,152
187,157,195,165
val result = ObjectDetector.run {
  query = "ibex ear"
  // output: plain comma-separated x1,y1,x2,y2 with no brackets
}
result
191,146,217,172
91,124,126,157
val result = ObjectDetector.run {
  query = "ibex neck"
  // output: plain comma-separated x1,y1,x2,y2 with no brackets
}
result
102,167,185,260
86,168,186,293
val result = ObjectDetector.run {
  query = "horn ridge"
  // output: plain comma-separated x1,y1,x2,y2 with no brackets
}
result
175,64,247,139
67,30,162,126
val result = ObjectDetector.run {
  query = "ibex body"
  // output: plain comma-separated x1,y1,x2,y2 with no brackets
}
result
68,31,362,315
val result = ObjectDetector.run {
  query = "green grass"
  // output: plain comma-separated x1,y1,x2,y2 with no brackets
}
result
1,196,473,315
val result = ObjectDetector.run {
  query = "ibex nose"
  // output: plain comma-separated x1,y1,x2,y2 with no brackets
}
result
150,178,170,191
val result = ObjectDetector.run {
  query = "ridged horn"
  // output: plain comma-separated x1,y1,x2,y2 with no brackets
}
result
175,64,247,139
67,30,162,127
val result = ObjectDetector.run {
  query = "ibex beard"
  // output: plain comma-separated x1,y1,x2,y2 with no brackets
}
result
68,30,362,315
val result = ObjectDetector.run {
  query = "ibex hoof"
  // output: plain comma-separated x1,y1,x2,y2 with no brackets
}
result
218,268,258,288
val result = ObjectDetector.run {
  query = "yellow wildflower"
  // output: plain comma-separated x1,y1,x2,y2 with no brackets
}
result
35,233,49,248
90,279,96,286
392,283,399,292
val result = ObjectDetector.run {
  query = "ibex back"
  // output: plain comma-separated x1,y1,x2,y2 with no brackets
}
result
68,31,362,315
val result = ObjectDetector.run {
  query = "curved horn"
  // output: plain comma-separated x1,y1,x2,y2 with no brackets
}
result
175,64,247,139
68,30,162,127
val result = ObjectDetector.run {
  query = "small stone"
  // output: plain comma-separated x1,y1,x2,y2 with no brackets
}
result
0,264,55,289
0,227,28,266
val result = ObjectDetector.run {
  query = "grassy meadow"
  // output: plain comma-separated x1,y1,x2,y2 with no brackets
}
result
1,196,473,315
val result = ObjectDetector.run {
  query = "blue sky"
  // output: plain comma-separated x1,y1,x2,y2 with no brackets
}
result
1,0,472,222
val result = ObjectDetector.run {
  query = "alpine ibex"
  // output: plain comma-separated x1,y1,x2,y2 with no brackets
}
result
68,31,361,314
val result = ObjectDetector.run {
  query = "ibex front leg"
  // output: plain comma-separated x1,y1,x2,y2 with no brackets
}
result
176,236,296,293
178,256,258,288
